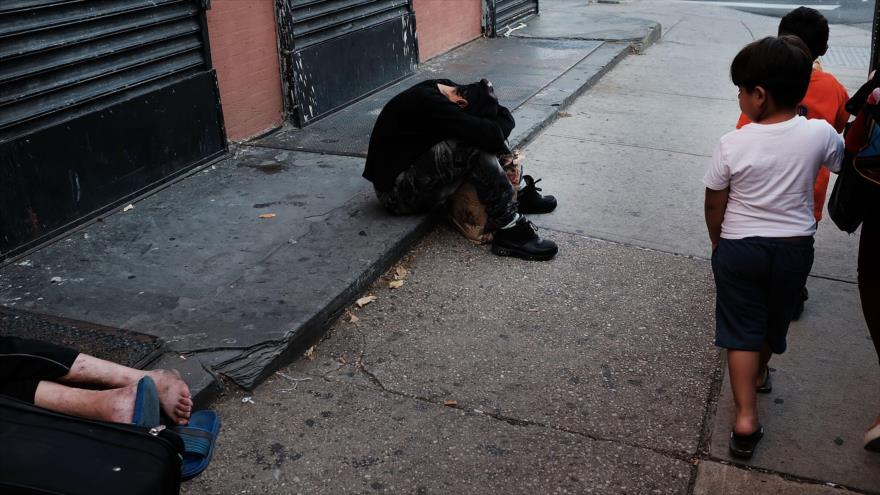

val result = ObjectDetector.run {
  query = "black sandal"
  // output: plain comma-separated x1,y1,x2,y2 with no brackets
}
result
729,425,764,459
757,367,772,394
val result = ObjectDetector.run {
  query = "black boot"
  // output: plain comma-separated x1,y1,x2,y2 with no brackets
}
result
518,175,557,214
492,216,558,261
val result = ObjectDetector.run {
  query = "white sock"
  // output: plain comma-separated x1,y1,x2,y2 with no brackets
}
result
500,213,520,230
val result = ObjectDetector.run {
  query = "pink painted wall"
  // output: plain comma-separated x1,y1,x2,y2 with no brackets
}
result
412,0,482,62
206,0,283,141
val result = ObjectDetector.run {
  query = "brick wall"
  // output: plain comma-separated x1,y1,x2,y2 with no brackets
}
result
412,0,482,62
206,0,283,141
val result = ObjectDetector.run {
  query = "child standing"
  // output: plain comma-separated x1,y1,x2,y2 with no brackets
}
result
705,35,844,459
736,7,850,319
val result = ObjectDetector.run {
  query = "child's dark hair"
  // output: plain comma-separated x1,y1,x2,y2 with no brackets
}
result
778,6,829,59
730,35,813,108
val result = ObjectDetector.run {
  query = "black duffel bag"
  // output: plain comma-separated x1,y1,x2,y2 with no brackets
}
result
0,395,183,495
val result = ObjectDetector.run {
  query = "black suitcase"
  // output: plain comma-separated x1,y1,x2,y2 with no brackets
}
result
0,395,183,495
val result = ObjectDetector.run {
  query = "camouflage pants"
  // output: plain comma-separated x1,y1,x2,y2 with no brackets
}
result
376,140,517,227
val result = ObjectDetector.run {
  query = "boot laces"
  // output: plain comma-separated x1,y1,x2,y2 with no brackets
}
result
524,176,543,193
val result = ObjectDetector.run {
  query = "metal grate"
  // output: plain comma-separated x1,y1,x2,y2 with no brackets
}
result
0,0,208,143
494,0,538,35
0,307,162,369
289,0,411,49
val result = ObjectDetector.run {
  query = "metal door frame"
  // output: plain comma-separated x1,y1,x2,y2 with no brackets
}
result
275,0,419,127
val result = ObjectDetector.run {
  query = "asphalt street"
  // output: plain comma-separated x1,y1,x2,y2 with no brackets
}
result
685,0,876,25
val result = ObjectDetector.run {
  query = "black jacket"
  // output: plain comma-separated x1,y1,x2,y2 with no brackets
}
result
363,79,515,192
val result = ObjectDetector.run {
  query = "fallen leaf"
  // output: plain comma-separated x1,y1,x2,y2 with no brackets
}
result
443,400,458,407
258,213,276,219
304,345,316,360
394,266,408,279
389,280,404,289
559,111,572,118
356,295,377,307
348,313,359,323
122,204,134,212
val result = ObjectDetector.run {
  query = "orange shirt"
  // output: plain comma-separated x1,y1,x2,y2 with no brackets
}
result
736,69,850,221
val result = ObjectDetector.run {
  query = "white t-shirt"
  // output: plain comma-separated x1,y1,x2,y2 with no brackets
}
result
704,116,844,239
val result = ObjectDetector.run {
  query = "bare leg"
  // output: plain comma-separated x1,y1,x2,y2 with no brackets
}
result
728,349,761,435
60,354,193,425
756,343,772,387
34,380,138,423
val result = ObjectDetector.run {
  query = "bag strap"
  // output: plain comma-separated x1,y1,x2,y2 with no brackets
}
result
846,70,880,115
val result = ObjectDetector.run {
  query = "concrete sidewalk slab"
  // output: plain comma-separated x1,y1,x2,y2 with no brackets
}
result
284,229,719,456
181,374,693,494
512,3,661,49
253,37,605,157
708,277,880,493
693,461,855,495
0,147,429,389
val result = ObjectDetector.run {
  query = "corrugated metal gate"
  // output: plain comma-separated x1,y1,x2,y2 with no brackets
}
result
487,0,538,37
277,0,418,126
0,0,226,259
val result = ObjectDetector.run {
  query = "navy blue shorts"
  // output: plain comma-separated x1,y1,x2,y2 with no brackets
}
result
711,236,814,354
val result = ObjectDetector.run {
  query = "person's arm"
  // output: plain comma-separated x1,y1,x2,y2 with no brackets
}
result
825,125,845,173
494,105,515,138
429,98,509,153
703,141,731,250
705,187,729,251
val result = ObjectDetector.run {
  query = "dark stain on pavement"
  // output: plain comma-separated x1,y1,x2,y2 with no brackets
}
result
239,162,288,174
238,443,302,470
347,456,383,469
484,445,506,456
253,200,307,208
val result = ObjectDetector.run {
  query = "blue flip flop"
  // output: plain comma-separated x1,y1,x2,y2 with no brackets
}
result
175,410,220,480
131,376,161,427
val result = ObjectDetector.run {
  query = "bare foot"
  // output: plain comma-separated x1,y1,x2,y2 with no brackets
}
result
147,369,193,425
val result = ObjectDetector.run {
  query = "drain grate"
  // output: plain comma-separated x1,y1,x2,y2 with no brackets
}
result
0,307,162,369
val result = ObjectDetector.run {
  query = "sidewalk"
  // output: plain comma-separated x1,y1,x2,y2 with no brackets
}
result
0,3,659,403
2,1,877,492
182,1,878,494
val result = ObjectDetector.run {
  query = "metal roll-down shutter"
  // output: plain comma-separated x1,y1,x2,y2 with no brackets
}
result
0,0,226,258
488,0,538,37
277,0,418,125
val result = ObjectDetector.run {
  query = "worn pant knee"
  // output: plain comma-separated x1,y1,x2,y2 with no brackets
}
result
467,151,517,226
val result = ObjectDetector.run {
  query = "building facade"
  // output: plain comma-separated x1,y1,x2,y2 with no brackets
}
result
0,0,537,258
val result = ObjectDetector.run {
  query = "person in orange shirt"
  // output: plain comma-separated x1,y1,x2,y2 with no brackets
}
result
736,7,849,320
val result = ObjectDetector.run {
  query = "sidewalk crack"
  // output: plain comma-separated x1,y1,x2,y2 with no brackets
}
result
333,360,698,465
